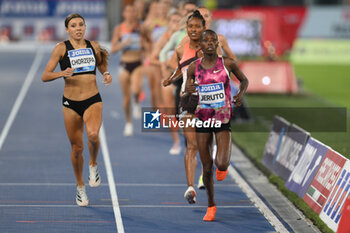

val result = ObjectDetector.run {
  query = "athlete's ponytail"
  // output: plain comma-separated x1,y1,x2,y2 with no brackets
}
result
65,13,85,28
186,10,206,27
98,47,109,67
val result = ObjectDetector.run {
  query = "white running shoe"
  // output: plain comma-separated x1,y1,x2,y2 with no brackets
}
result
212,144,217,160
123,122,133,136
169,142,181,155
133,103,141,119
89,165,101,187
197,175,205,190
184,186,196,204
76,186,89,207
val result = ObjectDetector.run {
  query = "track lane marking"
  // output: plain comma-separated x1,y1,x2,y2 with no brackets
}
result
99,124,124,233
0,183,236,187
0,50,44,150
228,163,289,233
0,204,255,208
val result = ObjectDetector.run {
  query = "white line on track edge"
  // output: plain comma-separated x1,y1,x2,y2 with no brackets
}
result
99,124,124,233
0,50,44,150
228,164,289,233
0,204,255,208
0,182,236,187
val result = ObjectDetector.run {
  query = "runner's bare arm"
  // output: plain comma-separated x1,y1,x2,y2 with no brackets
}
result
162,46,183,86
162,66,182,87
92,41,112,86
149,34,168,66
224,57,248,106
42,42,74,82
110,26,129,54
218,34,237,60
184,62,197,94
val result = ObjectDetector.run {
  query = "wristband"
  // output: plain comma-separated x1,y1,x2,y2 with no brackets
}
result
103,71,110,76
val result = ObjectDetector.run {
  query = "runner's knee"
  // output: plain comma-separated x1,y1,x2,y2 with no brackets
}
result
215,156,230,171
87,131,99,144
186,140,197,153
71,144,83,157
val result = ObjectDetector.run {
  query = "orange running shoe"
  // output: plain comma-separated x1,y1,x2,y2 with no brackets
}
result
216,168,228,181
203,206,216,221
138,91,146,102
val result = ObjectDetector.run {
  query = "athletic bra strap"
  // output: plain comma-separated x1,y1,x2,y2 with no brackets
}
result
85,39,92,48
179,50,200,69
179,57,197,69
64,40,74,50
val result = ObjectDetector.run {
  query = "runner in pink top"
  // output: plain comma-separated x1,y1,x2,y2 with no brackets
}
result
194,56,232,124
162,10,206,206
185,29,248,221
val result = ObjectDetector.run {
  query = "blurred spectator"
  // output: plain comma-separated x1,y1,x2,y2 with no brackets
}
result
111,4,144,136
22,25,35,41
134,0,147,21
0,26,11,43
204,0,218,10
264,40,277,61
88,26,100,41
150,9,183,155
142,0,171,109
123,0,134,7
38,26,56,42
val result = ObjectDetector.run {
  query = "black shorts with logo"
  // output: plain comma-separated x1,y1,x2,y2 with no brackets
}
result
62,93,102,117
179,94,199,115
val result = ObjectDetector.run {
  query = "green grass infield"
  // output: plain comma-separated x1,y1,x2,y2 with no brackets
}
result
231,64,350,233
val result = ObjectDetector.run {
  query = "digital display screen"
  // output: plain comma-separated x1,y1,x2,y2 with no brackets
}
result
212,19,263,56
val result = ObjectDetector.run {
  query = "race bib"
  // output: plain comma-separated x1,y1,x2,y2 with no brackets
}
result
121,33,141,51
68,48,95,73
198,82,225,108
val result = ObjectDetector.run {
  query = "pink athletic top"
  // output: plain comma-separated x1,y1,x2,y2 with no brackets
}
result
194,56,232,124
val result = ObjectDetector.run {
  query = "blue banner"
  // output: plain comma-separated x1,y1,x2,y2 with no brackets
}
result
262,115,290,171
0,0,107,41
285,137,329,198
0,0,106,17
273,124,310,181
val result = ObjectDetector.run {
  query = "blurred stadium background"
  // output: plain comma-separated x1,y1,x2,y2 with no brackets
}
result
1,0,349,99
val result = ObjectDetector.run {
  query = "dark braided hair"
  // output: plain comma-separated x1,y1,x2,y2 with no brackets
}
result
186,10,205,27
200,29,218,42
97,47,110,67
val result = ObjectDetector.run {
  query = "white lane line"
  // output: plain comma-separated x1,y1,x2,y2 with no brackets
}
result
0,205,255,208
99,124,124,233
0,205,114,208
119,205,255,208
0,183,236,187
0,183,109,186
0,50,44,150
228,165,289,233
116,183,236,187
